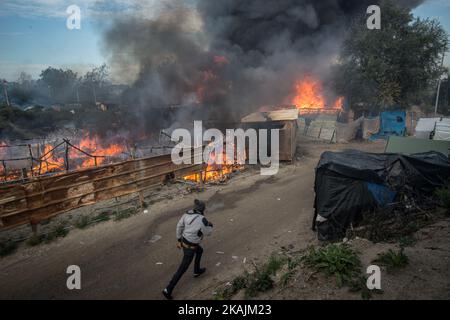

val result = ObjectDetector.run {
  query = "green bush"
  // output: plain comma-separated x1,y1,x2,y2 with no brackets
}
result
26,234,44,246
75,216,90,229
435,188,450,215
302,244,361,287
26,223,69,246
94,211,111,222
114,208,137,221
0,240,18,257
373,248,409,273
214,254,286,299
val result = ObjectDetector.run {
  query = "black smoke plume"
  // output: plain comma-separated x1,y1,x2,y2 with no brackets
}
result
103,0,425,123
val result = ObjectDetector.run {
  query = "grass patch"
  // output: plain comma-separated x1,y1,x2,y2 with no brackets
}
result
373,248,409,273
215,246,383,300
302,244,361,287
26,223,69,246
436,188,450,215
0,240,18,257
279,256,303,288
214,274,249,300
398,236,416,248
45,224,69,242
74,216,90,229
348,275,383,300
280,269,296,288
214,254,286,300
114,208,137,221
94,211,111,222
26,234,44,246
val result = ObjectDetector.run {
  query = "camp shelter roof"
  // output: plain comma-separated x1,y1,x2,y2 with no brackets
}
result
241,109,299,123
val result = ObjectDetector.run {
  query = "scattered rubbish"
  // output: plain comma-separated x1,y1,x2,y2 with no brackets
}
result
143,210,149,214
232,256,238,260
243,257,247,264
156,262,163,265
216,262,221,267
277,198,281,201
216,251,225,254
149,235,162,243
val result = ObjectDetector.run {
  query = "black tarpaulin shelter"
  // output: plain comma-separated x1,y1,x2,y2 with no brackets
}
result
312,150,450,240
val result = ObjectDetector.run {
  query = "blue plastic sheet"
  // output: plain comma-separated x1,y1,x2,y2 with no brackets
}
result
366,182,396,206
370,110,406,140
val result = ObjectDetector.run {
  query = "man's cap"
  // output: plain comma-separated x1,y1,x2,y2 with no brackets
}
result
194,199,206,212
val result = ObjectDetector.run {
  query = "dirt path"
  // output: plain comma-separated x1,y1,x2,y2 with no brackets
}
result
0,140,385,300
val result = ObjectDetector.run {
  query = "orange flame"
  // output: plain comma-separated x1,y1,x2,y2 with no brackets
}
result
69,134,126,168
183,142,245,183
292,75,326,110
1,134,128,182
292,75,344,113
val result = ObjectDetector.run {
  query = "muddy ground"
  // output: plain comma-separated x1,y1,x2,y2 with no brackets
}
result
0,139,449,300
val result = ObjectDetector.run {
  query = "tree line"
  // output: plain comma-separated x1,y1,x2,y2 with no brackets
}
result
2,64,120,107
333,0,449,115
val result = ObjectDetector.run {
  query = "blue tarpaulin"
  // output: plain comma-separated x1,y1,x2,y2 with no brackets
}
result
370,110,406,140
366,182,396,206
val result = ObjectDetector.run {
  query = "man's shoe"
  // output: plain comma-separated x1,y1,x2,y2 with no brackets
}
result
194,268,206,278
162,288,173,300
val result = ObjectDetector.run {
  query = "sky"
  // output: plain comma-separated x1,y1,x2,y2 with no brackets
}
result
0,0,449,82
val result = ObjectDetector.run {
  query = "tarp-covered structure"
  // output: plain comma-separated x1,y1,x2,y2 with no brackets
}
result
312,150,450,240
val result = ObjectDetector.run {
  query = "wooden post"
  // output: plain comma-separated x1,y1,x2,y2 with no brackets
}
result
28,144,34,176
138,191,145,208
31,223,38,235
21,168,27,181
1,160,6,181
64,140,70,171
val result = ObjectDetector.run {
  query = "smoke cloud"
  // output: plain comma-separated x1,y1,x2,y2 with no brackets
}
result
103,0,425,122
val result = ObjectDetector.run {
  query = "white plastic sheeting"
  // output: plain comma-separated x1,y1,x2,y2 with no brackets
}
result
434,118,450,141
414,118,440,139
362,117,380,140
335,117,364,143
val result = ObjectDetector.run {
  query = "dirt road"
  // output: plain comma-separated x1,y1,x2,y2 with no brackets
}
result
0,141,385,300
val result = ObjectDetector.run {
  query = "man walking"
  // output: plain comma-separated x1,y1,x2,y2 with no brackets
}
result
162,199,213,300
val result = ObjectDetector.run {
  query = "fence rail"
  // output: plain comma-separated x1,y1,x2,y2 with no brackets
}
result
0,149,204,230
